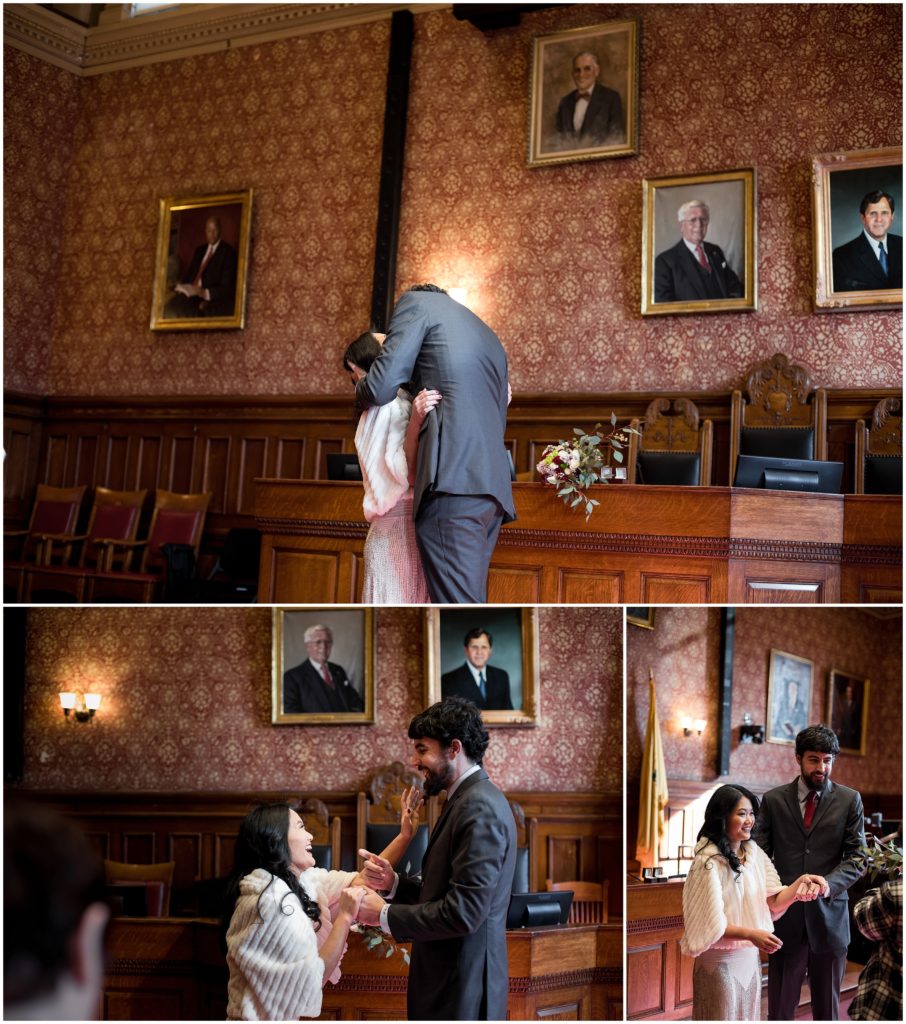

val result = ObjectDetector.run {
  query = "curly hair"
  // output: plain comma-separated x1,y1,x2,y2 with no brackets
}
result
408,696,490,763
695,784,760,879
408,283,448,294
222,804,321,935
795,724,840,758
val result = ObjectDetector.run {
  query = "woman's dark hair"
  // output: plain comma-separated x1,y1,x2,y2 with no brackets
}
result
343,331,382,376
221,804,320,936
408,696,490,763
795,724,839,758
696,784,760,878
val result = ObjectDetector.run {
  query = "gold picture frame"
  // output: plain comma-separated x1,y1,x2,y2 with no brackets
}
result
766,648,813,747
812,146,902,311
642,168,757,316
272,608,374,725
826,669,869,756
528,19,639,168
151,190,252,330
424,608,539,726
626,607,655,629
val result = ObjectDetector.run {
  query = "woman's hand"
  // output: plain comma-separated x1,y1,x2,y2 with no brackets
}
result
794,873,828,900
399,785,423,840
747,928,783,953
338,885,367,922
412,388,442,425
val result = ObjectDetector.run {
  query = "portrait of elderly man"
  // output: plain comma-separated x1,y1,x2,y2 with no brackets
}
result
555,49,625,147
283,623,364,714
654,198,744,303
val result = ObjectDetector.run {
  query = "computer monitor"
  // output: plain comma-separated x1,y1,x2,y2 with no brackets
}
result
325,454,363,481
505,890,573,929
733,454,843,494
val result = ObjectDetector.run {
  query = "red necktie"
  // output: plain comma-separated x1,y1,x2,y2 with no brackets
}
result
804,790,818,829
320,663,335,690
695,244,711,273
193,246,214,288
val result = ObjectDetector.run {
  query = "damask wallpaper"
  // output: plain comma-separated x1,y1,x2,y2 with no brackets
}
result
627,607,903,795
4,3,902,397
17,605,622,794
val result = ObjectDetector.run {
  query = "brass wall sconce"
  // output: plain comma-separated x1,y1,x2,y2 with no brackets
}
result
681,716,707,737
59,692,102,722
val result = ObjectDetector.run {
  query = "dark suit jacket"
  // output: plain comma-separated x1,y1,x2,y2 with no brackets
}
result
555,83,624,145
182,240,237,315
441,663,513,710
388,768,516,1021
832,231,902,291
356,289,515,522
654,239,744,302
282,660,364,714
754,778,865,955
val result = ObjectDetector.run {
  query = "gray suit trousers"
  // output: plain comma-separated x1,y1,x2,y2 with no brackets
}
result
767,934,845,1020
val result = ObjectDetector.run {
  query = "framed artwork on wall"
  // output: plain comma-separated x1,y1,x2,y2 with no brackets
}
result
528,19,639,167
641,168,757,316
826,669,869,756
766,648,813,746
272,608,374,725
812,146,902,312
626,607,655,629
423,607,539,726
150,190,252,330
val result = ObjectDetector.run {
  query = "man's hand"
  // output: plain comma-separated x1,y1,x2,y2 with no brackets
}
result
356,889,386,927
358,849,395,892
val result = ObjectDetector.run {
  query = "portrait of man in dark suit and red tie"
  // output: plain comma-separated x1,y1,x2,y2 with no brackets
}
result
283,622,364,715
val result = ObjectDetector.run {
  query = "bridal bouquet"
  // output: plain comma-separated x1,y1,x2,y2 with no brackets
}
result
536,415,634,521
855,833,903,882
353,923,410,965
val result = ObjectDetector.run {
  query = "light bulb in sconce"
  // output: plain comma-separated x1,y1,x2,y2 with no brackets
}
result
695,719,707,735
59,692,77,713
680,716,693,736
85,694,102,712
59,691,101,723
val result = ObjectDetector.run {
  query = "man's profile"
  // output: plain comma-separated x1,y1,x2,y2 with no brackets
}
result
654,199,744,303
283,623,364,714
555,50,624,147
832,189,902,291
441,628,514,710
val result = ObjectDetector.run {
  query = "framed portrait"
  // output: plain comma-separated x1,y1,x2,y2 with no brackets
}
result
272,608,374,725
826,669,869,756
424,608,539,726
528,19,639,168
642,168,757,316
626,607,655,629
150,190,252,330
766,648,813,746
812,146,902,311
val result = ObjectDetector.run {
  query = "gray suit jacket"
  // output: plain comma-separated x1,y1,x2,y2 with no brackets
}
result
387,768,516,1020
356,290,515,522
754,778,865,954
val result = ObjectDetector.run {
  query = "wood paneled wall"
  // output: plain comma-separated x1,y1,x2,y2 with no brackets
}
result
4,388,897,572
23,788,621,918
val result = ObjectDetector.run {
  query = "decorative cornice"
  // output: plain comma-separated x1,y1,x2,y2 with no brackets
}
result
4,3,448,76
842,543,903,566
727,538,842,563
256,516,367,539
498,528,731,558
627,914,685,935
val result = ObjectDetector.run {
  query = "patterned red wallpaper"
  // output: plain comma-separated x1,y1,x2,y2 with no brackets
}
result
627,607,903,796
4,4,902,397
17,605,622,794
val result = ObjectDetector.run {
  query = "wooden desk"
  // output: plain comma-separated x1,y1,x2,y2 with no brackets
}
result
626,881,692,1020
101,918,621,1020
254,480,901,604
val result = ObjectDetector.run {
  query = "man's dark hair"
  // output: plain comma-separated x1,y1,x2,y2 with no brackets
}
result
4,800,108,1007
463,627,493,647
409,283,448,294
859,190,895,215
696,783,760,878
795,723,840,758
408,696,489,763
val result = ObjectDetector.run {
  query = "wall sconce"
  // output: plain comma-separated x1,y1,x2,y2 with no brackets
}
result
739,712,764,744
681,716,707,737
59,692,102,723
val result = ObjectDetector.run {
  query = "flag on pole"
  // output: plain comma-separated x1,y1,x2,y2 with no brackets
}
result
636,671,669,869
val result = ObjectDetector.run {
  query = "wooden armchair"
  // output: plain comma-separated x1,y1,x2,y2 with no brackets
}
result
545,878,609,924
104,859,175,917
730,352,827,483
294,797,341,870
356,761,432,877
627,397,713,486
855,397,902,494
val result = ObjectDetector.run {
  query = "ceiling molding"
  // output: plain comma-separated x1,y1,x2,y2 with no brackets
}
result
4,3,449,76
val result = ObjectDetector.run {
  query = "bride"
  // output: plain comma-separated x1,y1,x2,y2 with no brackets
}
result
342,331,439,603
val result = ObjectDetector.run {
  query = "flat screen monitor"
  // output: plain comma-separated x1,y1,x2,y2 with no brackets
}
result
506,890,572,929
733,454,843,494
326,454,363,481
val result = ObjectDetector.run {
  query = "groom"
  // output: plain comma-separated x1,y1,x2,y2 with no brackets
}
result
356,696,516,1020
355,285,515,603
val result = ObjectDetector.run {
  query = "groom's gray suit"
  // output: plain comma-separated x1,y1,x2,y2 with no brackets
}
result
356,288,515,603
754,777,864,1020
385,767,516,1020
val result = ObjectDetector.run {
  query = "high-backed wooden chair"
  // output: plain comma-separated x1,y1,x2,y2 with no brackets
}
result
855,397,902,494
295,797,341,871
545,879,609,924
356,761,431,877
627,397,713,486
509,799,538,894
4,484,87,601
104,859,175,917
730,352,827,483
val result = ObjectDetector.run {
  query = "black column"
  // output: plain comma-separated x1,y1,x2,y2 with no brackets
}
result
717,607,735,776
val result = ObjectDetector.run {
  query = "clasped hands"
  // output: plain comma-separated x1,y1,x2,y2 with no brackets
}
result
793,873,829,901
